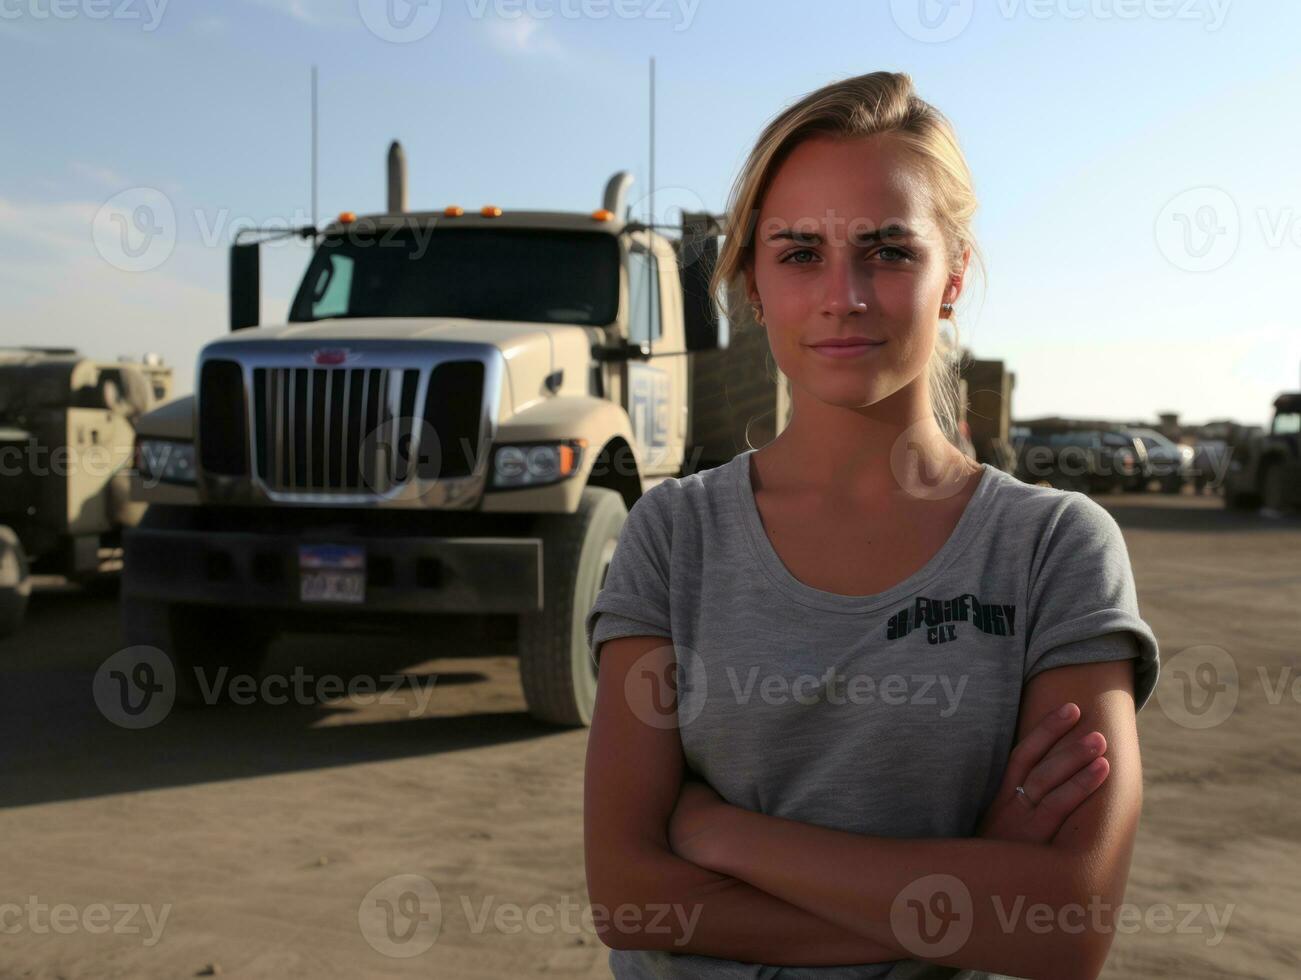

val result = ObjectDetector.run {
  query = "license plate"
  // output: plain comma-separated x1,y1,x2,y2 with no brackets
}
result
298,544,366,604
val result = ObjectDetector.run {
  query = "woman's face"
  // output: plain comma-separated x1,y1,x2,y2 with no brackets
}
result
746,134,965,413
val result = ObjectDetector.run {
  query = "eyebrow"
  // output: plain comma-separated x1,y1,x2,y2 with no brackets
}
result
764,223,916,245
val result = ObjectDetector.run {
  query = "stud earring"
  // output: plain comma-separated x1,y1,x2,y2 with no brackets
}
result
940,303,955,318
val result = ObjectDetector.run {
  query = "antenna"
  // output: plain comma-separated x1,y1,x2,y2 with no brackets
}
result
311,65,319,232
646,55,655,358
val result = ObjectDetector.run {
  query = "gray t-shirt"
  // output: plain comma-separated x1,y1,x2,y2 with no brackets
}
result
585,448,1160,980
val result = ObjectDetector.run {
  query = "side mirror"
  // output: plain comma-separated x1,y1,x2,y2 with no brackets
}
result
229,241,260,331
678,215,727,353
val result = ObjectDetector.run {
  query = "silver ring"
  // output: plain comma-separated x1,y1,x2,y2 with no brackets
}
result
1015,785,1033,806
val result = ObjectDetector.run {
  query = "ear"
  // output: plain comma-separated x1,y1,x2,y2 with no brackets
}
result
944,246,971,306
742,254,758,304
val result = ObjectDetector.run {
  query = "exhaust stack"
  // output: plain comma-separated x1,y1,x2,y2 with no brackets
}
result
387,140,407,213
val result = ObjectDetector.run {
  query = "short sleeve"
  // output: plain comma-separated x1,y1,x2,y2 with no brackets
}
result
583,485,674,669
1024,493,1161,712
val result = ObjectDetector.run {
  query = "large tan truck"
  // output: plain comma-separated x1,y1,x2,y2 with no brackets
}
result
121,143,788,726
0,348,172,635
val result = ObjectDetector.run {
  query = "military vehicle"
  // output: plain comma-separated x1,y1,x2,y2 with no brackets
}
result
0,348,171,636
1224,392,1301,513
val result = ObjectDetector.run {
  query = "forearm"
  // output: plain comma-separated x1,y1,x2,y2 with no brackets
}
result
589,842,904,966
708,809,1104,980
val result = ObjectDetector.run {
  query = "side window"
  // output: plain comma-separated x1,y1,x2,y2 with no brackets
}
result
1273,412,1300,436
627,250,662,344
311,254,354,319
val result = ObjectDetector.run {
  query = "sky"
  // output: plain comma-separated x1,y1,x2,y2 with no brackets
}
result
2,0,1298,427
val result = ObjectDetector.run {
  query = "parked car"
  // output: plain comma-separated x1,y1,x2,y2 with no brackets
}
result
1013,427,1146,494
1124,427,1195,493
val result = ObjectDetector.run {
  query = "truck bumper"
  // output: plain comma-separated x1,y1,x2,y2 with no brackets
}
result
122,527,542,614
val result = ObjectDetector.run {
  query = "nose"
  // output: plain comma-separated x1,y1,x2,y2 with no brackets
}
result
820,253,869,319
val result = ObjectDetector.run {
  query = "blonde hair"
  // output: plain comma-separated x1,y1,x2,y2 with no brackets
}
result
709,70,986,444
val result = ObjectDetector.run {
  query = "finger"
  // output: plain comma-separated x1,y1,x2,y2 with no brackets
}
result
1022,731,1107,803
1005,702,1081,791
1028,757,1110,832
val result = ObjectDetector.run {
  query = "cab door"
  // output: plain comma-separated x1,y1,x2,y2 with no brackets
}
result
623,232,686,477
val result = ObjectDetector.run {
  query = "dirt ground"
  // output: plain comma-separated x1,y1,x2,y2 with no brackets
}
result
0,491,1297,979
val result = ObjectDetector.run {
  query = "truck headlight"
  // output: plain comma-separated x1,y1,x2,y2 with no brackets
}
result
136,439,196,486
490,441,583,488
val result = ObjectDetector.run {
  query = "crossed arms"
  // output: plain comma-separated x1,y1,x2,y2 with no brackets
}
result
584,636,1143,980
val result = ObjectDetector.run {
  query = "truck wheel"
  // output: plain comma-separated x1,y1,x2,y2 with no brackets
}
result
1261,463,1293,514
518,487,627,727
0,526,31,639
121,598,272,706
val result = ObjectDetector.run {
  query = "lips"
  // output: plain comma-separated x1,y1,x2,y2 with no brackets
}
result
806,337,888,359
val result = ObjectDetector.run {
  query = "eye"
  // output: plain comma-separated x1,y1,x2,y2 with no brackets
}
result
876,246,913,262
778,247,818,264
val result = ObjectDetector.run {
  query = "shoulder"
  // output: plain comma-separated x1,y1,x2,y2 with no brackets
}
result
629,456,738,531
981,468,1122,547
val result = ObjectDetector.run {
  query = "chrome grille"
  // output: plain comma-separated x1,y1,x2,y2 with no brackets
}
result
252,366,421,494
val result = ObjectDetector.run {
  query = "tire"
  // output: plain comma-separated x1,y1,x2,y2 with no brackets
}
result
1262,463,1293,513
0,525,31,639
121,598,272,706
517,487,628,727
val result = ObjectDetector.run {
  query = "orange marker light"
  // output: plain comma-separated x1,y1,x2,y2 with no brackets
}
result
444,205,464,217
591,209,614,222
480,205,502,217
337,211,357,224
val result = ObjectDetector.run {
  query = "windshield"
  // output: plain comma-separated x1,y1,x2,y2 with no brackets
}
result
288,227,621,326
1131,429,1175,452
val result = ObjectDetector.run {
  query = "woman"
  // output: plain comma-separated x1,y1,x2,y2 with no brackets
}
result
583,71,1160,980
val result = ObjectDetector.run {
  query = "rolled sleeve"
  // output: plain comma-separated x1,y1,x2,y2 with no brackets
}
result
1024,493,1161,712
584,484,674,669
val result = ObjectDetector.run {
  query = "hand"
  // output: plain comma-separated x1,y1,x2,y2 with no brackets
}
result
977,702,1109,845
668,777,729,866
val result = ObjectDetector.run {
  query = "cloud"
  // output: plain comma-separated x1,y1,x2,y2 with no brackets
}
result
239,0,356,27
70,162,128,189
483,15,565,57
